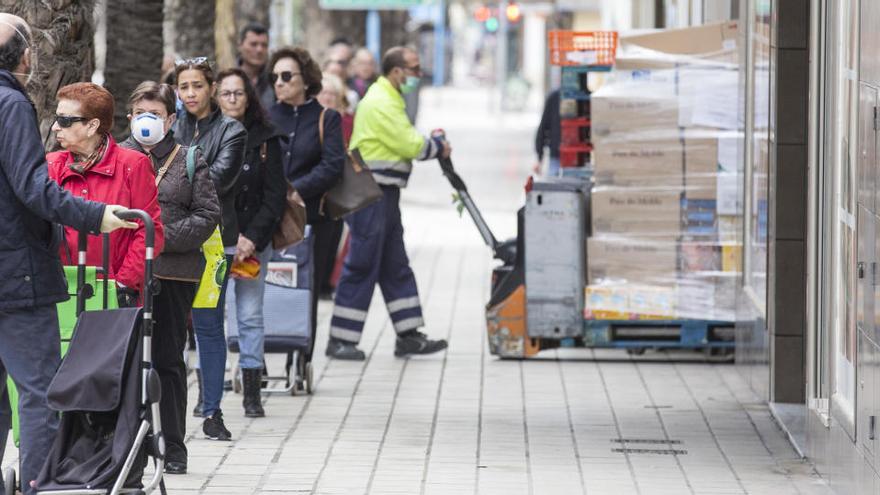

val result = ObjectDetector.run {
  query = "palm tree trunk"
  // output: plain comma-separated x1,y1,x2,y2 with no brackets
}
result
104,0,164,139
215,0,273,70
168,0,216,61
0,0,96,147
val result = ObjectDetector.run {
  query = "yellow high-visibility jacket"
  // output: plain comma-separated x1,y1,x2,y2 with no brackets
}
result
349,76,431,188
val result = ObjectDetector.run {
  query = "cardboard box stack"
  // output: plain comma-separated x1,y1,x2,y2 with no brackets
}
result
585,21,742,322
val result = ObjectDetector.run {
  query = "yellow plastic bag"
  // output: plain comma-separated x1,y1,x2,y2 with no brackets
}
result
193,226,227,308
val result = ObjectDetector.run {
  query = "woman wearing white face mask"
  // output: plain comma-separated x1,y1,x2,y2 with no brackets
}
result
120,81,221,476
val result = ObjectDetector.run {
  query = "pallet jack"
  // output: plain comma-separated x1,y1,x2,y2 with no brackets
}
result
438,155,735,360
437,154,543,358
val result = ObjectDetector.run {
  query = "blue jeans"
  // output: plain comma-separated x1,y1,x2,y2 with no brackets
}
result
235,248,271,369
0,305,62,495
192,255,232,418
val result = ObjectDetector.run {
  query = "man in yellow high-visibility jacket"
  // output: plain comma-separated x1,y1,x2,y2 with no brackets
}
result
327,46,451,360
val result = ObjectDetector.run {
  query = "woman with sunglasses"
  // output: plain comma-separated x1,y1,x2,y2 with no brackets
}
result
46,82,165,307
268,47,345,363
215,68,286,419
172,57,247,442
120,81,221,475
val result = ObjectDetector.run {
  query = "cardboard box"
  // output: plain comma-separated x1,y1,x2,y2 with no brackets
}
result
587,236,678,284
627,284,677,319
679,241,743,273
718,215,740,242
590,69,679,142
677,68,739,130
584,285,630,320
621,21,738,59
676,273,737,321
721,243,743,272
591,96,679,142
592,138,684,187
584,284,677,320
591,187,682,236
680,242,721,272
684,137,719,200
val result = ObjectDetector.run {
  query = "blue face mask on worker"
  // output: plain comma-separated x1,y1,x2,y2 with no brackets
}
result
131,113,167,146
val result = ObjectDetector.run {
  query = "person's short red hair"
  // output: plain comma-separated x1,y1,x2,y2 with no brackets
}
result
56,82,115,135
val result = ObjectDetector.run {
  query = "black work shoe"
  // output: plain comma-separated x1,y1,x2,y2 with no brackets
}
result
325,338,366,361
165,461,187,475
203,410,232,441
395,331,448,357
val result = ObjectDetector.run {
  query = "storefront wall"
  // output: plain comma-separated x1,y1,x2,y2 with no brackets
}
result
800,0,880,492
735,0,809,406
726,0,880,490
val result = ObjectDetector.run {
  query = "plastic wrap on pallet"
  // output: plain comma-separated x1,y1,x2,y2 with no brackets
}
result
585,21,742,323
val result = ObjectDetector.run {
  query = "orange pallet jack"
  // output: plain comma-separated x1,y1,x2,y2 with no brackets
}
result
437,155,541,358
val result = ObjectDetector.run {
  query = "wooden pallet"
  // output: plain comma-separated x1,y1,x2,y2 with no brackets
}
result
581,319,735,350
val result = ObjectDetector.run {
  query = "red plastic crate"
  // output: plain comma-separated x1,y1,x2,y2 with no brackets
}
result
549,30,618,67
560,117,590,146
559,143,592,168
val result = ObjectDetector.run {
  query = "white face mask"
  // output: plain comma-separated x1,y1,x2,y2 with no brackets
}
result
131,113,167,146
0,20,36,84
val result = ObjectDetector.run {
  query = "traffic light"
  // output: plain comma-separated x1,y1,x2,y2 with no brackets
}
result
474,5,491,22
485,16,499,32
506,3,521,23
473,3,519,33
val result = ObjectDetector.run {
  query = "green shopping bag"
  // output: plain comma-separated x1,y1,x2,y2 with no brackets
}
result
193,226,226,309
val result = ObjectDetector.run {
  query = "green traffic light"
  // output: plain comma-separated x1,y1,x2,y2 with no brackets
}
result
485,17,498,32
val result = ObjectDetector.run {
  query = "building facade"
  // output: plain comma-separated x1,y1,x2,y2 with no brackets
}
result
731,0,880,492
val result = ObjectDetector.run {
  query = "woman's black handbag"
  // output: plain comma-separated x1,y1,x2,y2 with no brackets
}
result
318,109,383,219
323,148,383,219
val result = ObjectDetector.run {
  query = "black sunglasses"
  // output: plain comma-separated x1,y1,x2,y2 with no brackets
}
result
270,71,301,84
54,115,89,128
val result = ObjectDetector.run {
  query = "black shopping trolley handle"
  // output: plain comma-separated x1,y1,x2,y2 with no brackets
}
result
114,209,155,249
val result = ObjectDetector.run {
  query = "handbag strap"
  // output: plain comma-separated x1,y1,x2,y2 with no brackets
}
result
316,108,329,216
154,144,182,187
318,108,326,147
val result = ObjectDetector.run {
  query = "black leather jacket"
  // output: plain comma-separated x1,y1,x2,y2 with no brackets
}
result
173,105,247,247
236,118,286,252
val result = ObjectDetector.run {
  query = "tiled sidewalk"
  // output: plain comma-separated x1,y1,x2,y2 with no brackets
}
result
168,204,831,495
2,88,832,494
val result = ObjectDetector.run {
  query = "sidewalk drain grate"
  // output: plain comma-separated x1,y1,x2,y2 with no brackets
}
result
613,448,688,455
611,438,682,444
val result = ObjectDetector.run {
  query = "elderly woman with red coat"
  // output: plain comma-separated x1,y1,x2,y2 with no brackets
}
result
46,82,164,305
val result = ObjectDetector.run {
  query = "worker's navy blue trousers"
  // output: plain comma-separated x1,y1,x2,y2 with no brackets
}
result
330,186,424,343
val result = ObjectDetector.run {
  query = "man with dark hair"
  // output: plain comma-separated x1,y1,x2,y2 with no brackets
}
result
237,22,274,109
326,38,354,77
0,14,136,495
326,46,450,360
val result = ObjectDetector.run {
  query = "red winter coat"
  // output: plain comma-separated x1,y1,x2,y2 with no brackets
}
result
47,137,165,291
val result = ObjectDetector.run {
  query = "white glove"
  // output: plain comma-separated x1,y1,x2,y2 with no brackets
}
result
100,205,138,233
